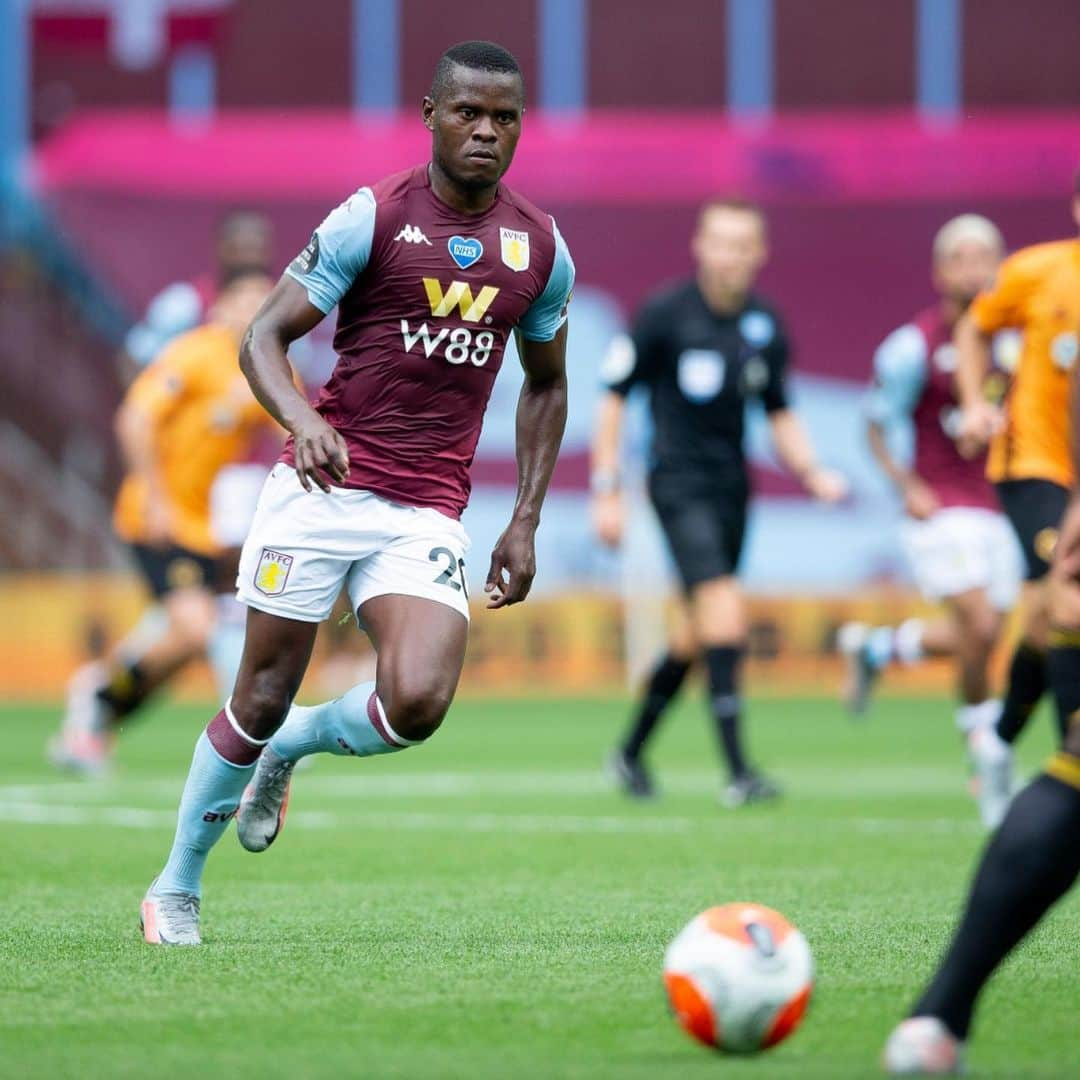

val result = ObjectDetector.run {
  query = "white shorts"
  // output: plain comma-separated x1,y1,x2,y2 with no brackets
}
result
899,506,1022,611
210,464,270,548
236,465,471,624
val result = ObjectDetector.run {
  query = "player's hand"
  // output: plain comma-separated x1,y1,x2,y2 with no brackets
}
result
485,518,537,609
804,466,848,504
591,492,624,548
291,412,349,493
901,477,940,521
956,401,1003,459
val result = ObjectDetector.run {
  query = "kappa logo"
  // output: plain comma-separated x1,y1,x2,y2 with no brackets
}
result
423,278,499,323
394,224,432,246
254,548,293,596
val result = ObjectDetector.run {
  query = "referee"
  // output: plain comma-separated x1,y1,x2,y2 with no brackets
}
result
592,198,846,806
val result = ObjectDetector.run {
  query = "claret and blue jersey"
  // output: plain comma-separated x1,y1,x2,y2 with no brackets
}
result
282,164,575,519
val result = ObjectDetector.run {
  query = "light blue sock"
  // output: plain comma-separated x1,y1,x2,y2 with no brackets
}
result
208,598,247,700
269,680,419,762
157,729,258,897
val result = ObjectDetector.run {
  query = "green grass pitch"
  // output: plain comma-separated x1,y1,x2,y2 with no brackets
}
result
0,693,1075,1079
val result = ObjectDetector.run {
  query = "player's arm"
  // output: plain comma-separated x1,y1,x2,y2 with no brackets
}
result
955,252,1031,456
240,278,348,492
115,351,192,543
590,390,626,547
485,325,569,609
242,189,376,492
760,320,846,502
486,223,575,609
865,325,938,519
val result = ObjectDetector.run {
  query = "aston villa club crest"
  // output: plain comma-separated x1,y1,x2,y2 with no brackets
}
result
254,548,293,596
500,227,530,272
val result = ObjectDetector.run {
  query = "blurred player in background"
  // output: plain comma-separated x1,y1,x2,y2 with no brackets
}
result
838,214,1022,827
50,272,280,773
951,179,1080,764
883,318,1080,1078
139,41,574,945
593,199,846,808
122,211,274,377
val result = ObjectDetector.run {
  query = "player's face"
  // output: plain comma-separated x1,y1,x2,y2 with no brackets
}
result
692,208,767,298
424,66,524,191
212,274,273,334
934,239,1000,307
218,219,273,279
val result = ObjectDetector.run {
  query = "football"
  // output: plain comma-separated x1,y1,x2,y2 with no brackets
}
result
663,903,814,1054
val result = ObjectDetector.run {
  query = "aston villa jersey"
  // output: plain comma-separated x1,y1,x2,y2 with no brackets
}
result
283,164,575,518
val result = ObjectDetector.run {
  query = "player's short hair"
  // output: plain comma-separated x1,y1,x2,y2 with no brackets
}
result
697,197,767,236
430,40,524,102
217,209,271,242
932,214,1004,263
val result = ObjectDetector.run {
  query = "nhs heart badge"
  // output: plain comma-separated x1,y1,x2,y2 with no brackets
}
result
448,236,483,270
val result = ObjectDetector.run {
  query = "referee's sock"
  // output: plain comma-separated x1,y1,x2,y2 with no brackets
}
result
621,653,693,761
995,641,1046,745
704,645,749,780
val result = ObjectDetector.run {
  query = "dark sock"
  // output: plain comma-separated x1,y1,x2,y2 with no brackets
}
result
704,645,749,780
1047,638,1080,742
995,642,1046,745
913,767,1080,1039
96,661,151,722
622,654,692,760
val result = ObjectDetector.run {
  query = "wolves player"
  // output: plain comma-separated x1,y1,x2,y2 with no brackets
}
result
593,199,845,807
140,41,574,945
949,179,1080,773
50,273,278,773
883,340,1080,1076
838,215,1021,826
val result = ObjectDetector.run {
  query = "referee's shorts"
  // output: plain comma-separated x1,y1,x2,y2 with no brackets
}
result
647,472,748,591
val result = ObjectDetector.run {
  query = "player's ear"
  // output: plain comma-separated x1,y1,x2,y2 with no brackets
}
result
422,96,436,131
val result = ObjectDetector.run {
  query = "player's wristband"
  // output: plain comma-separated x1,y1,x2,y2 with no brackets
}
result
590,470,620,496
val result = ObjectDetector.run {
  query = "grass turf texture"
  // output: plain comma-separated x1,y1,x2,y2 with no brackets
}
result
0,695,1075,1079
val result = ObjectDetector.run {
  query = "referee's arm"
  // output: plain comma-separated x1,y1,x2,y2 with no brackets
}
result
767,408,848,503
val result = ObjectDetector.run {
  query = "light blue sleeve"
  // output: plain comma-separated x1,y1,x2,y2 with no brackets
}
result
285,187,376,313
517,218,575,342
125,281,203,367
865,324,928,425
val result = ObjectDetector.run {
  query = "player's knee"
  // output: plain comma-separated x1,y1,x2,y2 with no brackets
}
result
233,669,293,737
968,608,1001,654
384,680,453,743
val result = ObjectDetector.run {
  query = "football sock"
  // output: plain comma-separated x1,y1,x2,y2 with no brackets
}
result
268,680,420,762
1046,635,1080,742
912,764,1080,1039
96,661,151,721
207,596,247,701
704,646,749,780
954,699,1001,736
156,705,266,897
621,653,693,760
995,641,1046,745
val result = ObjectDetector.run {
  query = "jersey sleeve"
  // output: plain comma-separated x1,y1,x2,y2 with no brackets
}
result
865,323,928,425
285,187,376,314
759,316,791,413
517,218,576,342
600,295,669,397
124,336,203,425
969,250,1036,334
124,281,203,367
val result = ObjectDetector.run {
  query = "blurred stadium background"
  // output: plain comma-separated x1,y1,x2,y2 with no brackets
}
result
2,0,1079,700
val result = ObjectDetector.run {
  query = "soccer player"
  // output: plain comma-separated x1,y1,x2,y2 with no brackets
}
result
123,211,274,374
882,348,1080,1077
592,198,846,807
139,41,575,946
951,179,1080,764
49,272,279,773
837,214,1021,827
